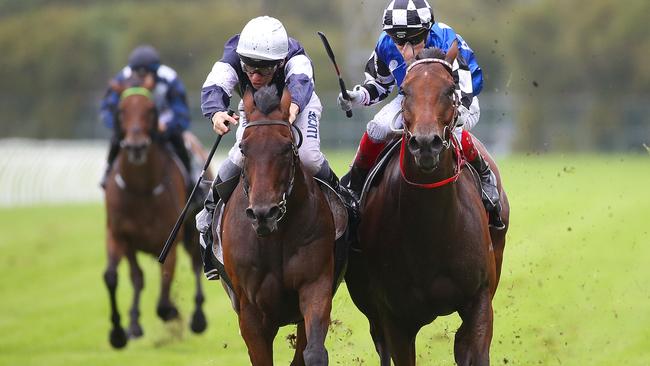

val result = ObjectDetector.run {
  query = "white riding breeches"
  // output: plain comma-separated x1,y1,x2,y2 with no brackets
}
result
223,91,326,177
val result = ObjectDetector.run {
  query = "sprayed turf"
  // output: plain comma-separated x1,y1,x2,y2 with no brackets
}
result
0,154,648,365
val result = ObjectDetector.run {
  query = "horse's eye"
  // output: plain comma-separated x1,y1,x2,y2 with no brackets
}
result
239,143,247,156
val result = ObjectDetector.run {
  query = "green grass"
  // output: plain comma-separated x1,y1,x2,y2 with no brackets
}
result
1,154,649,365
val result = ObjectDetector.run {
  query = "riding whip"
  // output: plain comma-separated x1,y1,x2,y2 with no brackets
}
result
317,31,353,118
159,110,235,263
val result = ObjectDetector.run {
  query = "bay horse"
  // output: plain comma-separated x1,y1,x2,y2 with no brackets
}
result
344,48,510,366
217,85,335,365
103,74,207,348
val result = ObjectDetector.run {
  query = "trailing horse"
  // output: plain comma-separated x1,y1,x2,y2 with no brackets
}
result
344,48,510,366
103,74,207,349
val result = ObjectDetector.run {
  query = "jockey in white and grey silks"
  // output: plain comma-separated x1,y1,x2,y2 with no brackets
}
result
196,17,354,277
338,0,504,229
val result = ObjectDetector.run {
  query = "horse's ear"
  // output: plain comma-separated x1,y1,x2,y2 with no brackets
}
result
445,40,459,64
280,88,292,120
142,73,156,90
243,86,255,116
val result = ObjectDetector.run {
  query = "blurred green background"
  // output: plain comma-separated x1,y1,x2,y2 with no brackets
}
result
1,0,649,365
1,0,649,152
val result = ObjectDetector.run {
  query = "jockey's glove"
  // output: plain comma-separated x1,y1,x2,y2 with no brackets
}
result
337,85,369,112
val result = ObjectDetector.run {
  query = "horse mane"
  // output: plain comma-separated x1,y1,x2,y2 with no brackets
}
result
416,47,447,61
253,85,281,116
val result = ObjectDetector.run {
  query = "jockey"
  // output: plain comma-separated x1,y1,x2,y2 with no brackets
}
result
201,16,348,204
99,44,192,188
337,0,504,229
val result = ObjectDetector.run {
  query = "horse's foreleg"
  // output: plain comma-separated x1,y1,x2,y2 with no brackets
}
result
454,287,493,366
186,229,207,333
239,299,276,366
299,280,331,366
125,251,144,338
369,319,391,366
104,232,127,348
383,318,416,366
157,248,179,321
290,322,308,366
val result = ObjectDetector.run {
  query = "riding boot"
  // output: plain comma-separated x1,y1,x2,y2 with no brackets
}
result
100,136,121,189
316,163,359,213
468,153,505,229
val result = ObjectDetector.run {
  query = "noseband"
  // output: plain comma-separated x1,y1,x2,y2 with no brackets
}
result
395,58,465,189
240,120,299,222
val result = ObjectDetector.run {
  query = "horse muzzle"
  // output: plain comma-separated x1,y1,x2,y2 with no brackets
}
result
407,133,444,173
121,138,151,165
246,204,282,237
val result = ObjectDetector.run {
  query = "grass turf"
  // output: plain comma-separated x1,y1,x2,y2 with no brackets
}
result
0,154,648,365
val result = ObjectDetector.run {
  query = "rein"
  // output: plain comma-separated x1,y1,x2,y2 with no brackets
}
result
398,57,465,189
241,120,299,222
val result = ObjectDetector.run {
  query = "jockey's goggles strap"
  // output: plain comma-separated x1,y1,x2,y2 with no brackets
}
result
121,87,153,101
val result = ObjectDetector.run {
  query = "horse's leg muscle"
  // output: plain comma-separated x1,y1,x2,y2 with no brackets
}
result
454,287,493,366
126,251,144,338
239,299,276,366
369,319,391,366
104,231,127,348
299,279,331,366
383,318,416,366
186,227,207,333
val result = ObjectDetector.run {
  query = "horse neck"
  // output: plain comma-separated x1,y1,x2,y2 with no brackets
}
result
117,143,167,193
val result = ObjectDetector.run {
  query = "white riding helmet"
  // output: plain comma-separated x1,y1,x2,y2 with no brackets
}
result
236,16,289,62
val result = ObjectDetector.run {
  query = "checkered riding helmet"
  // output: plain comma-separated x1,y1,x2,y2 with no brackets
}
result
382,0,434,38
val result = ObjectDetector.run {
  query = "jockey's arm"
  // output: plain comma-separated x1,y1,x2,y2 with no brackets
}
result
357,49,396,106
284,54,314,114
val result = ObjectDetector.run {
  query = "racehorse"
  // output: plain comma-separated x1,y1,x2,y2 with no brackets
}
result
218,85,336,365
103,74,207,348
344,48,510,366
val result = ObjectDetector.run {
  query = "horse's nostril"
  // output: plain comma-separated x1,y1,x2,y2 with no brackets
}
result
431,135,443,151
268,205,280,219
408,137,421,152
245,208,256,220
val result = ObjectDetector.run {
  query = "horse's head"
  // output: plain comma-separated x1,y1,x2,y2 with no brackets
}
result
400,47,459,173
240,85,295,237
112,73,158,165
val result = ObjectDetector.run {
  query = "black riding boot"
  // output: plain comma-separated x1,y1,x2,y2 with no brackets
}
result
317,164,359,213
341,164,370,202
469,153,505,229
100,136,121,189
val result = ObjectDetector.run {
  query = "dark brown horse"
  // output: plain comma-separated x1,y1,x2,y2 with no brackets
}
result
344,48,510,366
217,85,335,365
104,75,207,348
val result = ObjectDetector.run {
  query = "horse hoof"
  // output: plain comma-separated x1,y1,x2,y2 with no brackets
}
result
109,327,128,349
190,310,207,333
128,323,144,339
157,304,179,322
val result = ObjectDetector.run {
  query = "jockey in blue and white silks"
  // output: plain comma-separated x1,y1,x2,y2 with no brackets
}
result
338,0,504,229
99,45,192,188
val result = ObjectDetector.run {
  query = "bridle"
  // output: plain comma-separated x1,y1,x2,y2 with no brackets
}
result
240,120,299,222
394,58,465,189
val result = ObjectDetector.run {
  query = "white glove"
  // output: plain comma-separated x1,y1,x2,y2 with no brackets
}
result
337,85,368,112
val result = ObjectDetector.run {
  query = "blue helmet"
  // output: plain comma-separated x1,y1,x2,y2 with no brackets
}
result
128,45,160,72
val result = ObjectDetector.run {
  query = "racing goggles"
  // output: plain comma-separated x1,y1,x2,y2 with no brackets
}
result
240,56,281,77
388,28,429,46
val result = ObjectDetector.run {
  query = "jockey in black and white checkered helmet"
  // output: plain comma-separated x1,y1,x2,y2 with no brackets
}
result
338,0,505,229
382,0,434,43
